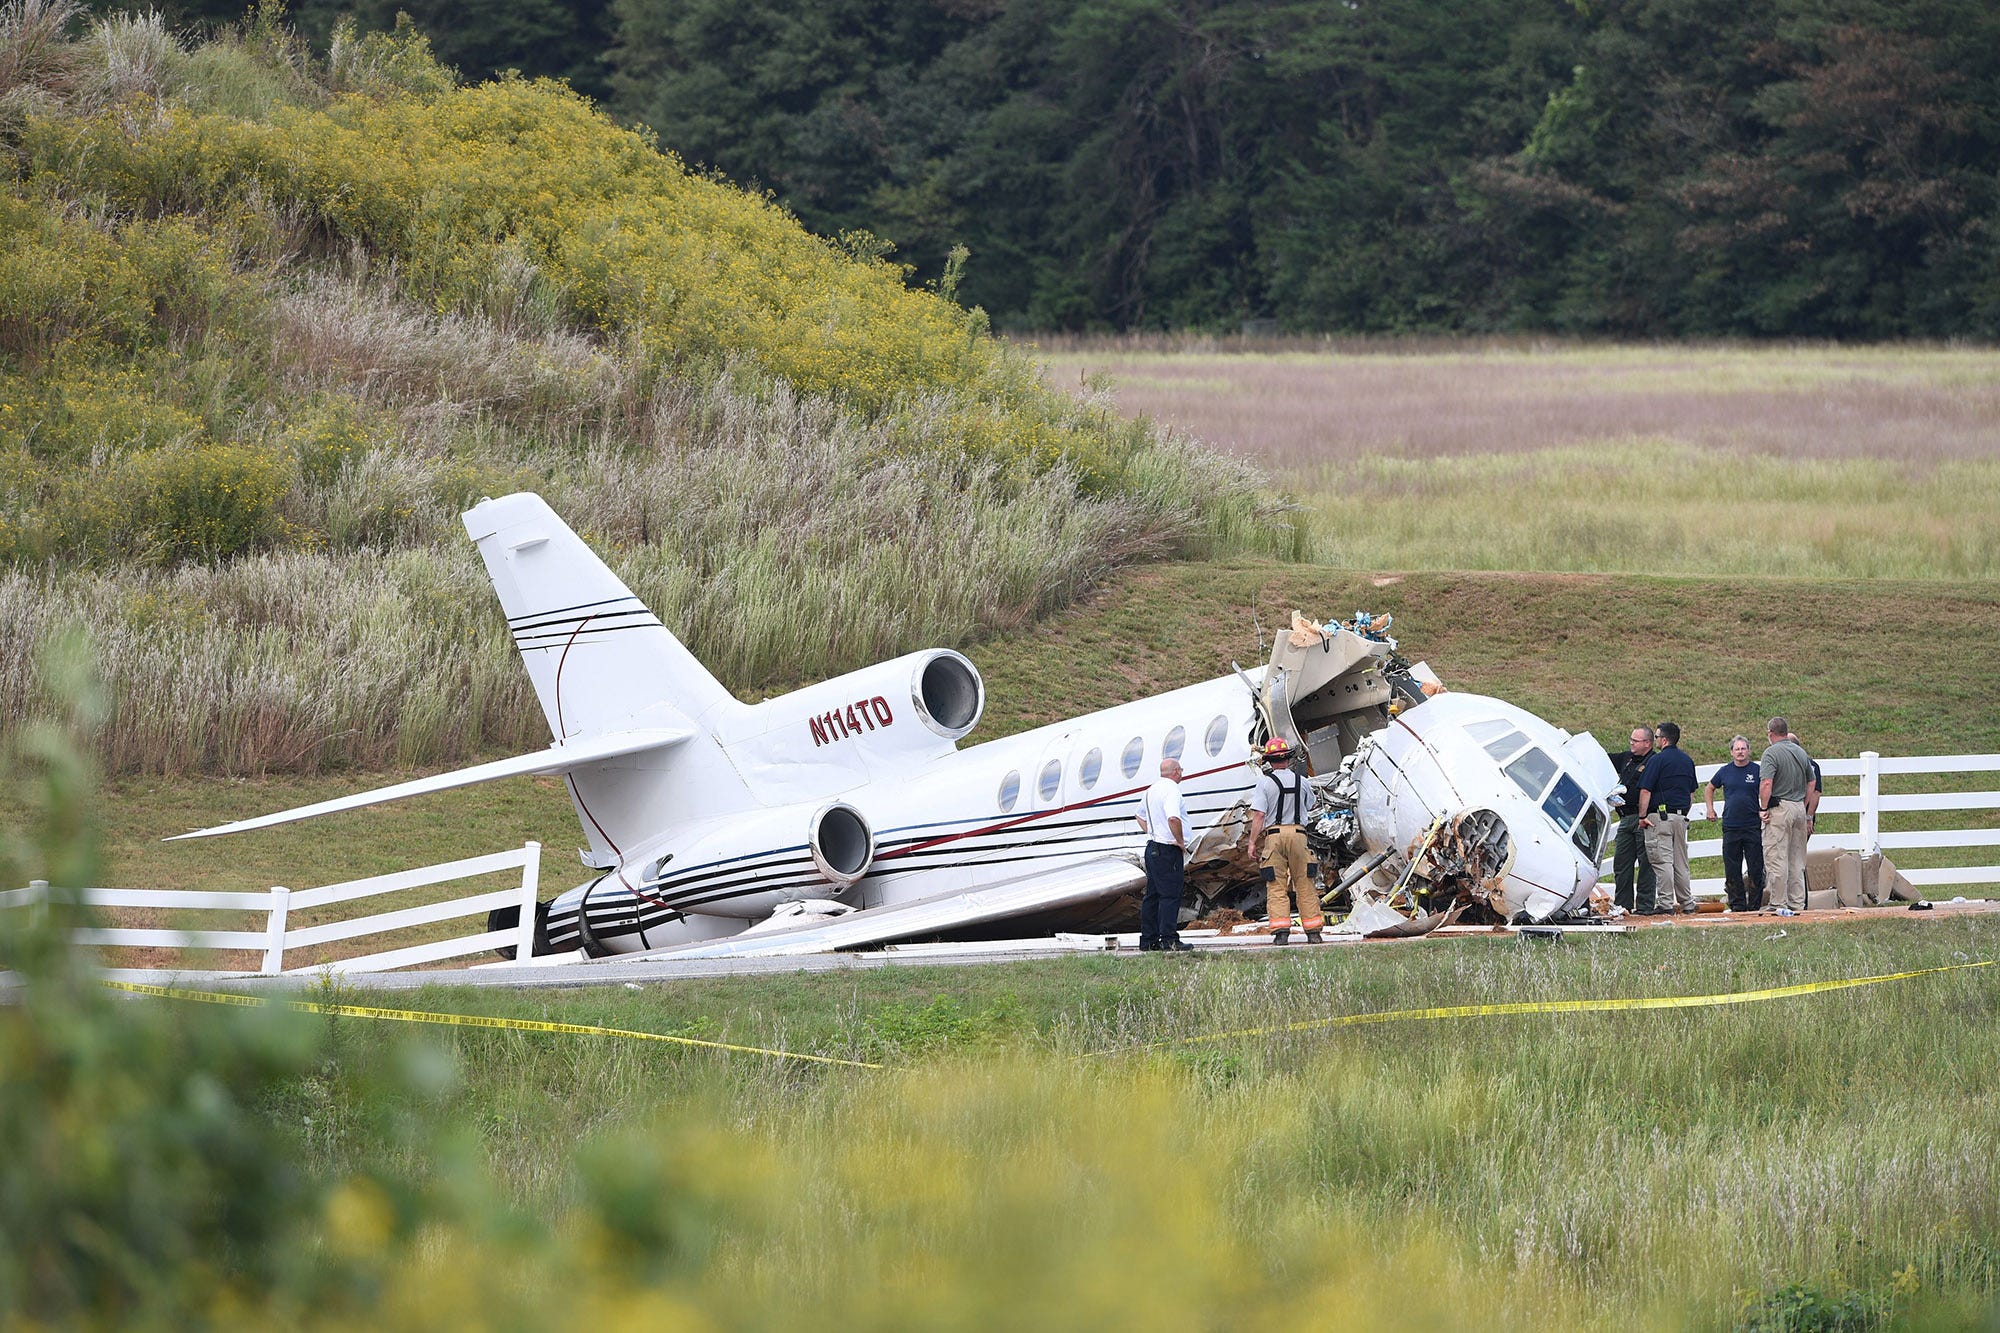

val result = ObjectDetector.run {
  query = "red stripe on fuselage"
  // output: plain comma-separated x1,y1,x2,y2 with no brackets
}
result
872,758,1249,863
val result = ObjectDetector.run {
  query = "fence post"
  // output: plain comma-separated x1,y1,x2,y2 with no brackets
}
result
514,842,541,963
27,879,49,930
262,886,290,974
1857,751,1881,858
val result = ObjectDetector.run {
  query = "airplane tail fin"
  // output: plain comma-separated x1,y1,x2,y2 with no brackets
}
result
463,494,737,741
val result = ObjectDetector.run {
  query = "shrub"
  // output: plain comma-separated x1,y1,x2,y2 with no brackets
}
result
283,394,377,487
0,359,204,458
16,80,1139,485
5,442,291,564
0,187,245,361
81,7,186,105
324,13,455,98
129,441,292,562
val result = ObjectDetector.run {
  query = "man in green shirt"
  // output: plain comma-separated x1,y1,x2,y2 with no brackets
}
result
1758,716,1814,913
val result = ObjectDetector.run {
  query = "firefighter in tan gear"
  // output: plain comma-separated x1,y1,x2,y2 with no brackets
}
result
1249,738,1324,944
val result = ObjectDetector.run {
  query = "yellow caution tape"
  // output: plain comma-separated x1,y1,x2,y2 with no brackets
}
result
101,980,883,1070
1087,959,1994,1058
103,961,1995,1071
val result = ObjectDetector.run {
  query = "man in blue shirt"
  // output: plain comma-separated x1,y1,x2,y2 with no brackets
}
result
1639,721,1699,913
1704,735,1765,912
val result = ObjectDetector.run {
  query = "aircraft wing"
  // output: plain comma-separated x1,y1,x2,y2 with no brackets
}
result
643,856,1147,959
167,727,694,840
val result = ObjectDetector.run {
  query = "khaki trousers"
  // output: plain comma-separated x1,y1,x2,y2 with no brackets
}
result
1262,826,1324,933
1762,799,1810,911
1643,812,1693,910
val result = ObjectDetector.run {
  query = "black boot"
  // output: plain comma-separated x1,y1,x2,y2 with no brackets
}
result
1304,929,1322,944
1271,928,1291,945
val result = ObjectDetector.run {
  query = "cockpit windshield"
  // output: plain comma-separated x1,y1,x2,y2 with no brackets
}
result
1503,747,1560,801
1542,773,1588,829
1476,721,1610,861
1538,774,1607,860
1573,802,1607,860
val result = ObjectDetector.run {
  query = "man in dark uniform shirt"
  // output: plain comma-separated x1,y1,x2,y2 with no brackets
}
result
1610,726,1658,913
1705,735,1765,912
1639,721,1700,913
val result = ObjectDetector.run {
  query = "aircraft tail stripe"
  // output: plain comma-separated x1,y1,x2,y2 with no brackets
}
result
506,594,646,627
658,843,1143,917
646,806,1159,897
511,620,663,648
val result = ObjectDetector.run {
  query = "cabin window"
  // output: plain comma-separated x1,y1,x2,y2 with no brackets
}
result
1483,729,1530,762
1542,773,1589,832
998,770,1021,813
1038,759,1063,802
1466,719,1515,743
1163,725,1186,762
1204,714,1229,757
1121,736,1145,778
1503,746,1560,801
1080,747,1103,790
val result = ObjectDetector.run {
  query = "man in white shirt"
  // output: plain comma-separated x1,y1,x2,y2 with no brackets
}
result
1135,758,1193,952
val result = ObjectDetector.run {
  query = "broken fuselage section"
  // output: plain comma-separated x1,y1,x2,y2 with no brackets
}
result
1200,614,1618,928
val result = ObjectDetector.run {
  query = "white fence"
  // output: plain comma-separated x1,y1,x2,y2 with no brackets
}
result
1,842,541,975
7,749,1995,977
1607,751,2000,896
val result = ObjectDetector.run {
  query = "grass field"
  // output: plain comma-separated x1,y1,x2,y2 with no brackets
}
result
230,917,2000,1327
1038,343,2000,578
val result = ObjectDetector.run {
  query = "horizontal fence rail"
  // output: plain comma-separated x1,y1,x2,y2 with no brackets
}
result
1601,751,2000,896
5,842,541,976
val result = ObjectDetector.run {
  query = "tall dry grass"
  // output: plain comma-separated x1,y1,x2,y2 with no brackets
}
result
1,301,1271,774
1302,448,2000,577
1041,343,2000,577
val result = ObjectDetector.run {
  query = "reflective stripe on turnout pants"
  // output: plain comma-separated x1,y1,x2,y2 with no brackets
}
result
1263,825,1323,932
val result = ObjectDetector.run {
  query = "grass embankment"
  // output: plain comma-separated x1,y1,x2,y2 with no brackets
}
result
0,5,1287,778
1042,343,2000,577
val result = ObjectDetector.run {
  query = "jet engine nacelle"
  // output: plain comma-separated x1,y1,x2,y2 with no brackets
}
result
718,649,985,800
603,798,879,930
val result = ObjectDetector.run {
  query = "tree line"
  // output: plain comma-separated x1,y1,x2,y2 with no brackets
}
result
106,0,2000,336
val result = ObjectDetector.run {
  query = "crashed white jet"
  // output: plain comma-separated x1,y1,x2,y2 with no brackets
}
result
177,494,1621,958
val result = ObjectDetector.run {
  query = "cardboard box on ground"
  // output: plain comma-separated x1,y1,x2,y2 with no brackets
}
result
1803,849,1922,909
